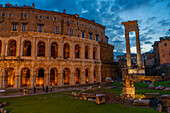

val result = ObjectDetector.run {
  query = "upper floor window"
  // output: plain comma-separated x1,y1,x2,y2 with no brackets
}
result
46,16,49,20
82,23,84,26
2,13,5,17
164,43,167,46
24,14,28,18
82,32,84,38
53,17,57,21
39,15,43,19
13,24,17,31
96,35,98,41
38,25,43,32
77,22,79,25
22,24,27,31
89,33,92,40
101,38,103,42
55,26,59,34
78,27,79,31
69,29,73,36
89,26,91,28
9,14,13,17
67,20,70,24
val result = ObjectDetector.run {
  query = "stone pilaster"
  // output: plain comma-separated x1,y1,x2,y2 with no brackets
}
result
32,37,36,59
14,68,20,88
70,69,75,85
58,43,63,59
90,65,94,84
125,31,131,68
5,42,8,56
81,43,85,60
97,65,101,82
135,30,142,67
1,40,5,57
90,44,93,59
81,68,85,84
16,37,21,57
70,42,74,59
58,67,63,86
45,70,50,86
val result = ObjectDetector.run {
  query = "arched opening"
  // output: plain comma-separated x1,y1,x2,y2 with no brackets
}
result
37,41,45,57
85,68,90,83
75,68,80,84
8,39,16,56
0,40,1,56
75,44,80,58
51,42,58,58
21,68,30,87
93,47,97,59
5,68,15,87
63,43,70,59
36,68,44,86
63,68,70,85
85,45,90,59
23,40,31,56
50,68,58,86
94,68,98,83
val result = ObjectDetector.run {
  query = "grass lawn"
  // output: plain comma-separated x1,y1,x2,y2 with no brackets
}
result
0,92,162,113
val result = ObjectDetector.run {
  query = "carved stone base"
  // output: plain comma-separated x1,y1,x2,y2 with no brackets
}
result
123,87,135,99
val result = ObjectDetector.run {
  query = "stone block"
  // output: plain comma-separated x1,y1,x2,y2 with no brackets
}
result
133,99,150,106
161,94,170,107
123,87,135,95
155,85,165,90
148,84,155,89
128,68,145,75
1,102,8,106
163,87,170,91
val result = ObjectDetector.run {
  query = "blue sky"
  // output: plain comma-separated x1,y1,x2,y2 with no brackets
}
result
1,0,170,56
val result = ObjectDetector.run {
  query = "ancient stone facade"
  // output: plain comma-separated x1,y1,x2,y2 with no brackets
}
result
0,3,115,89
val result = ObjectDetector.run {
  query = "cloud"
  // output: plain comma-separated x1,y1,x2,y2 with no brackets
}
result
146,17,157,23
158,19,170,26
144,41,153,44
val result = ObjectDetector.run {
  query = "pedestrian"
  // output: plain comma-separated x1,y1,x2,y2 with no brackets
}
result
46,86,48,93
43,86,45,92
51,85,53,92
34,86,36,93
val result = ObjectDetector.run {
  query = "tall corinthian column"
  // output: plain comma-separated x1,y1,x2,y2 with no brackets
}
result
135,30,142,67
125,31,131,68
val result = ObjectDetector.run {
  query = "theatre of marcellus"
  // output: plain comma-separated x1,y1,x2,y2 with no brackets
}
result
0,3,116,89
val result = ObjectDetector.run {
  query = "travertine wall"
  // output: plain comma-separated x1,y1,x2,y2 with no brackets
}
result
0,32,101,89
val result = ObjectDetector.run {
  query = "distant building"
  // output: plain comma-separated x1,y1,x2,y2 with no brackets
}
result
145,53,154,67
158,39,170,67
152,36,170,67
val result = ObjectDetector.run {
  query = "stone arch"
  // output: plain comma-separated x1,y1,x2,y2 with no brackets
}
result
36,68,44,86
85,68,90,83
23,40,31,56
51,42,58,58
37,41,45,57
75,44,80,58
5,68,15,88
63,68,70,85
85,45,90,59
75,68,80,84
63,43,70,59
21,68,30,87
8,39,16,56
93,47,97,59
50,68,58,86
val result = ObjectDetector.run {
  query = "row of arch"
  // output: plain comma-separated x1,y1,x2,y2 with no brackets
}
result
0,39,98,59
5,67,98,88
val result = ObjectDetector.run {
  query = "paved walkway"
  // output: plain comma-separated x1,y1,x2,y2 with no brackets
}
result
0,86,89,98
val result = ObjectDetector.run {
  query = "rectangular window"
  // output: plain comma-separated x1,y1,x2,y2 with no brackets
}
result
13,24,17,31
53,17,56,21
55,26,59,34
22,24,26,31
101,38,103,42
67,20,69,24
2,13,5,17
69,29,73,36
38,25,43,32
89,33,92,40
96,35,98,41
82,32,84,38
